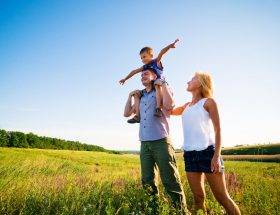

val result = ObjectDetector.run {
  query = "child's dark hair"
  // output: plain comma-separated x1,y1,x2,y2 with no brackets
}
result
140,47,154,55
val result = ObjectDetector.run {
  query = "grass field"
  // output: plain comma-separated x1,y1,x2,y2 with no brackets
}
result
222,154,280,163
221,143,280,155
0,147,279,215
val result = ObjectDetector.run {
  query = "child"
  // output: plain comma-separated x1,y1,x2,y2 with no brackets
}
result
119,38,179,123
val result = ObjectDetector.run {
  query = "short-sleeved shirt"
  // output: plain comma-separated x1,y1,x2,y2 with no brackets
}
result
142,58,164,80
139,88,171,141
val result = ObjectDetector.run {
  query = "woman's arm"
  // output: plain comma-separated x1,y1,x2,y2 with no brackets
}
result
171,103,189,115
204,98,222,172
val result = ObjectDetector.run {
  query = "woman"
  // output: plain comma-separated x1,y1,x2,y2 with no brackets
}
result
172,71,241,214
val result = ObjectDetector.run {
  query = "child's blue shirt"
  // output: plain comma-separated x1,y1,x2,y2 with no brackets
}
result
142,59,165,80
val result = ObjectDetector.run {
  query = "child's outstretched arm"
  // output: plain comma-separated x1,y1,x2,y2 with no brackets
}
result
156,38,179,66
119,66,143,85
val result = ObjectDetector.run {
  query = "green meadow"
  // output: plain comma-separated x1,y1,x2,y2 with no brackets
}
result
221,143,280,155
0,148,279,215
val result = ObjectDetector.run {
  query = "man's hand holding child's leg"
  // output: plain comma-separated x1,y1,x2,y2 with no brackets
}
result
127,90,141,123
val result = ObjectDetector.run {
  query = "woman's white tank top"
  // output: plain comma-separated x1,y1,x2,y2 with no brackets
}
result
182,98,215,151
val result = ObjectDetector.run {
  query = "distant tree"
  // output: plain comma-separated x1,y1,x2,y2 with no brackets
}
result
8,132,28,148
16,132,29,148
41,136,52,149
1,129,110,153
27,133,41,148
9,132,20,147
0,129,9,147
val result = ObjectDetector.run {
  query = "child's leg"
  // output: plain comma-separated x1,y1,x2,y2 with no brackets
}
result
154,85,163,117
154,85,162,109
134,93,140,117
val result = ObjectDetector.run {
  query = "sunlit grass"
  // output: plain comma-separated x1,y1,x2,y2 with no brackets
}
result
0,147,279,214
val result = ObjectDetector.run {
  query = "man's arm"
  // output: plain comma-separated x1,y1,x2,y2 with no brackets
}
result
123,90,139,117
119,66,143,85
156,38,179,67
161,82,175,111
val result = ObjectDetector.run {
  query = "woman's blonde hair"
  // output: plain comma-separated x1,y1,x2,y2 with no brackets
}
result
195,71,214,98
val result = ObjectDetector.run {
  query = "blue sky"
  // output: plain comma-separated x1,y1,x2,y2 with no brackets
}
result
0,0,279,150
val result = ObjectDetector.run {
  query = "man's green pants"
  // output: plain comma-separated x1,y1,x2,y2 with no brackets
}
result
140,137,187,211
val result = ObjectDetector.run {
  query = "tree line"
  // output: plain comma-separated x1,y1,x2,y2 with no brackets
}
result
0,129,118,153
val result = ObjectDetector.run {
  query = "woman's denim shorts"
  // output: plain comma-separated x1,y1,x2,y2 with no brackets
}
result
183,145,224,173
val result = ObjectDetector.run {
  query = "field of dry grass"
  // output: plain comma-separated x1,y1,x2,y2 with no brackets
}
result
1,147,279,214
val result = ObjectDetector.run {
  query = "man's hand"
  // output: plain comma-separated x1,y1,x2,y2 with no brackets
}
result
153,79,162,86
154,79,166,86
119,78,126,85
170,38,179,48
129,90,141,98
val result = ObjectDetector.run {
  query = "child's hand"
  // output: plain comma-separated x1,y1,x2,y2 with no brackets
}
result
170,38,179,48
119,79,126,85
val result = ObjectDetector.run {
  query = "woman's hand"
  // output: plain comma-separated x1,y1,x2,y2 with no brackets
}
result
211,154,222,173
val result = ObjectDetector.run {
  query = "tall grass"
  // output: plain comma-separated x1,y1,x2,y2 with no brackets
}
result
221,143,280,155
222,154,280,163
0,147,279,214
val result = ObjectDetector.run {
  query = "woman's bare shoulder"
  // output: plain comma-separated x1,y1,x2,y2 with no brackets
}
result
204,98,218,112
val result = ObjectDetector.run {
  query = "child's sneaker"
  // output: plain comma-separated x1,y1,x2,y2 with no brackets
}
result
154,108,163,117
127,115,140,123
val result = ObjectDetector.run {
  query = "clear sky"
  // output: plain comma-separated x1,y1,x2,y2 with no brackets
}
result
1,0,279,150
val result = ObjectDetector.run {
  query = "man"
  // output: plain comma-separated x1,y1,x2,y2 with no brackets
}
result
123,68,188,213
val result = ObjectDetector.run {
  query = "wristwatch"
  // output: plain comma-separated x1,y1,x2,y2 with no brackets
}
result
154,79,167,86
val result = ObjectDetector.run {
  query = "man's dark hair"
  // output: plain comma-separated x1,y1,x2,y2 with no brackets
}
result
142,66,157,75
